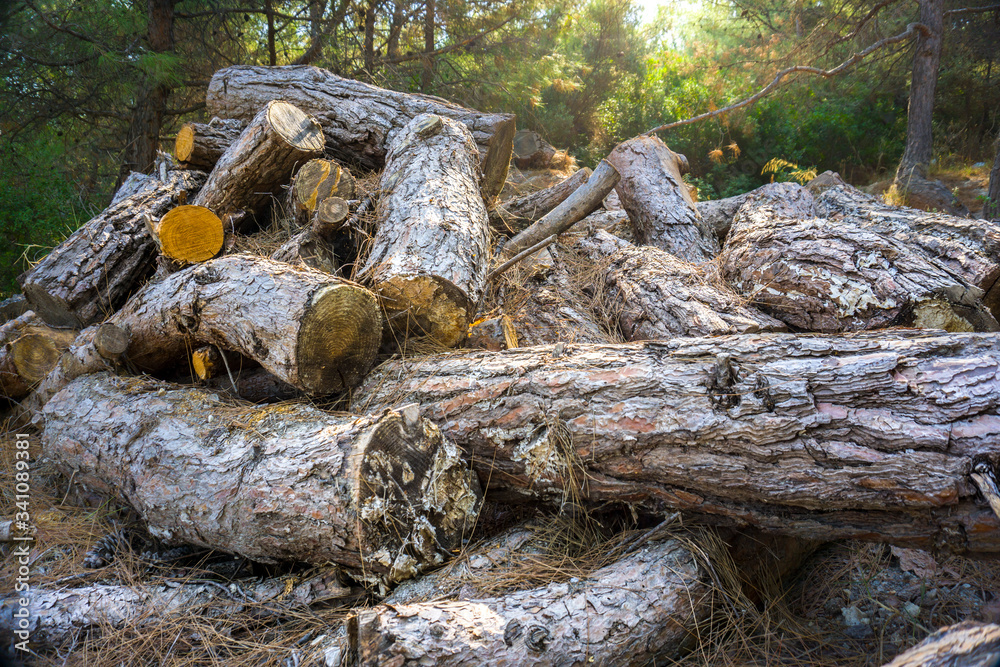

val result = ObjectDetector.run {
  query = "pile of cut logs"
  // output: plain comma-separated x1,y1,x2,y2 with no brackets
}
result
3,64,1000,665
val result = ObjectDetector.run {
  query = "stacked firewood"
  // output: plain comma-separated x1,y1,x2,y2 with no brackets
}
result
3,64,1000,665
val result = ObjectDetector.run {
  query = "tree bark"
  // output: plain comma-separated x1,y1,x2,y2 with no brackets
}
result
358,114,490,347
287,158,355,224
882,621,1000,667
722,183,998,333
110,255,382,394
193,100,324,229
353,332,1000,556
576,229,786,339
896,0,944,183
695,191,750,243
206,65,516,170
607,135,718,262
43,372,482,586
174,118,244,170
18,168,206,329
490,167,591,235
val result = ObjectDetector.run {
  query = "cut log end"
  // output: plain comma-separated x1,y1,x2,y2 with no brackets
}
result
270,100,325,152
11,333,62,383
297,282,383,392
313,197,350,236
155,205,225,263
175,124,195,163
93,322,129,360
378,275,471,348
292,159,356,219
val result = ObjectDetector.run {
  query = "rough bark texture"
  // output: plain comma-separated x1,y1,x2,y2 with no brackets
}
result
882,622,1000,667
816,184,1000,319
354,332,1000,555
576,229,786,339
193,100,324,227
174,118,245,170
206,65,515,171
350,537,708,666
696,191,750,243
110,255,382,394
42,373,482,586
359,114,490,347
490,168,591,235
723,183,998,333
18,169,206,329
607,135,718,262
896,0,944,183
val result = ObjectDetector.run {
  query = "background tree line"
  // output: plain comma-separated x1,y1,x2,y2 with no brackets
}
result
1,0,998,294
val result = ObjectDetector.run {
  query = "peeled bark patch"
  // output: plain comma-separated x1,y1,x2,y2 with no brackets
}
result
359,114,490,347
42,373,482,586
111,255,381,394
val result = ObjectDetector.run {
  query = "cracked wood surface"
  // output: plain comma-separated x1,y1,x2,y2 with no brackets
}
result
42,373,482,586
353,332,1000,555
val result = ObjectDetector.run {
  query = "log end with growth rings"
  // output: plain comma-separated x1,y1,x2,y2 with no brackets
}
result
268,100,326,153
155,205,225,263
379,274,472,348
174,124,196,163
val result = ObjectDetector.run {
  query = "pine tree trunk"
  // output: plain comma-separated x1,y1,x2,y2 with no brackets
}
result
896,0,944,183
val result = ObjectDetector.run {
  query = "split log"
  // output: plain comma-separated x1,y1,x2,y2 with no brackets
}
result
110,255,382,394
174,118,245,170
358,114,490,347
882,622,1000,667
147,204,224,264
575,229,786,339
815,184,1000,319
489,167,591,235
193,100,324,228
354,332,1000,556
349,537,708,666
723,183,998,333
287,158,356,223
607,135,718,262
206,65,516,172
18,169,206,328
43,372,482,587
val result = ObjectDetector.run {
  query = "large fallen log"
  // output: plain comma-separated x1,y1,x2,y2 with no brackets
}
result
354,332,1000,555
18,169,206,328
607,135,718,262
206,65,516,172
881,622,1000,667
489,167,592,235
575,229,786,338
110,255,381,394
358,114,490,347
192,100,324,229
43,372,482,587
723,183,998,333
174,118,245,170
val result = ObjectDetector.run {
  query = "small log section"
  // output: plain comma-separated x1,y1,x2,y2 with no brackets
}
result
479,114,516,209
512,129,558,169
42,372,482,587
489,167,591,235
18,169,206,328
193,100,324,227
271,197,349,274
881,622,1000,667
607,135,718,262
147,204,224,264
723,183,998,333
0,312,76,399
206,65,516,171
288,158,356,223
174,118,245,170
575,229,786,339
350,537,708,666
110,255,382,394
354,332,1000,555
358,114,490,347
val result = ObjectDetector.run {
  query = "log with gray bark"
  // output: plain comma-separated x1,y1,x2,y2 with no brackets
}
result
0,315,78,399
607,135,718,262
354,331,1000,555
358,114,490,347
722,183,999,333
489,167,591,235
18,169,206,329
109,255,381,395
42,372,482,587
206,65,516,172
575,229,786,339
174,118,245,170
881,621,1000,667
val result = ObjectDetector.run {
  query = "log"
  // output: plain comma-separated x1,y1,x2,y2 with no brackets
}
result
881,622,1000,667
43,372,483,586
174,118,245,170
696,191,749,243
18,169,206,328
206,65,516,171
607,135,718,262
723,183,999,333
287,158,356,223
480,113,516,209
512,129,557,169
0,294,29,322
0,311,79,400
358,114,490,347
1,311,41,398
193,100,324,228
110,255,382,394
353,332,1000,555
270,200,347,275
147,204,224,264
489,167,591,235
575,229,786,339
815,183,1000,319
503,160,620,257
